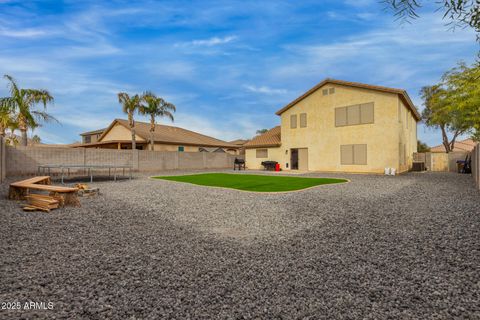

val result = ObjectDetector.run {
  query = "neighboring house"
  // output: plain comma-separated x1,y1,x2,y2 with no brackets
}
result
76,119,239,154
229,139,249,155
430,138,476,153
80,128,105,144
244,79,420,174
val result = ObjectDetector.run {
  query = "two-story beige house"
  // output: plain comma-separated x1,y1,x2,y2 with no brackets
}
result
244,79,420,174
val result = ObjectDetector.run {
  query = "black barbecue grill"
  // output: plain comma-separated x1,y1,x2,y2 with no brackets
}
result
261,161,277,171
234,158,245,170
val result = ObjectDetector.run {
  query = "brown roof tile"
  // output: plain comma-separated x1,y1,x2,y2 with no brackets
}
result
229,139,249,146
80,128,106,136
275,78,421,120
430,138,477,153
99,119,238,148
244,126,281,148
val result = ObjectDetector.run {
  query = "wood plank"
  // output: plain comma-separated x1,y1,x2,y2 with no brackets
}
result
24,184,77,193
26,202,54,210
11,176,51,187
26,195,58,204
26,197,59,209
22,205,50,212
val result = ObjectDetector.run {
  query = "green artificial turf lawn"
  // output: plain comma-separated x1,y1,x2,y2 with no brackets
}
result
152,173,347,192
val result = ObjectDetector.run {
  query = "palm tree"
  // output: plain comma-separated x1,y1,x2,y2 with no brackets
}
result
118,92,141,150
6,121,19,146
31,135,41,144
1,75,55,146
0,102,14,138
139,91,176,151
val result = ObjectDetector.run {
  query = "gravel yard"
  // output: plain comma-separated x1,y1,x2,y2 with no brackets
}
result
0,170,479,319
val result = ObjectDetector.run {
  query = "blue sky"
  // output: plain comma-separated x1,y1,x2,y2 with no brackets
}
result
0,0,478,146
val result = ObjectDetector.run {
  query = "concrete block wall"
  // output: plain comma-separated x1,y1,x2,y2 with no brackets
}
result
178,152,205,169
138,151,178,171
473,143,479,190
85,148,133,166
6,146,85,175
4,146,240,177
0,138,5,182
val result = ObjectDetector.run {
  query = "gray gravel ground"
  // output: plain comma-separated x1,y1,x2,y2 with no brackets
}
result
0,170,479,319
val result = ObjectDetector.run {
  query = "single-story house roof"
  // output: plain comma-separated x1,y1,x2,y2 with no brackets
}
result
244,126,281,149
430,138,477,153
90,119,238,148
35,143,82,148
275,78,421,121
229,139,249,146
80,128,106,136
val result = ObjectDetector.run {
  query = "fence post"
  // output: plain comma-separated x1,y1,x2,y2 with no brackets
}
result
0,137,5,183
132,149,139,171
476,144,480,190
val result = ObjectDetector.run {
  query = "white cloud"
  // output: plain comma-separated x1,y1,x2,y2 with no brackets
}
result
147,61,196,79
171,112,271,141
59,42,122,58
57,112,113,131
33,128,72,144
244,85,288,95
273,13,476,88
176,35,237,47
0,27,46,38
0,56,53,73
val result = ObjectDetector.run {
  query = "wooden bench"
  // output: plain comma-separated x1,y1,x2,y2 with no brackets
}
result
9,176,51,200
9,176,80,207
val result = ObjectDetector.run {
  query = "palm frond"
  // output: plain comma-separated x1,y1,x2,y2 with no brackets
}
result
161,110,174,122
3,74,20,98
118,92,141,114
0,97,15,111
163,102,176,113
31,110,59,124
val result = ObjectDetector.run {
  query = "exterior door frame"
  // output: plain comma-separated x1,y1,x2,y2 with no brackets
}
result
291,148,299,170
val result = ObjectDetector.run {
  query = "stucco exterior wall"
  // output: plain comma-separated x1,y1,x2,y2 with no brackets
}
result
245,84,418,173
82,133,102,144
101,124,145,142
245,147,282,170
397,99,418,173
